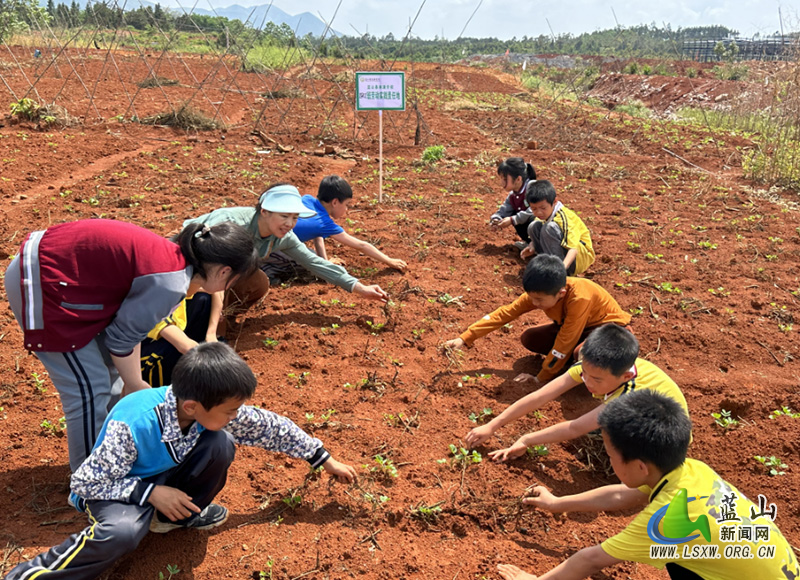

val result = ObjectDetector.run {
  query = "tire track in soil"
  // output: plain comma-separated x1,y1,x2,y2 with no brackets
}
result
11,139,163,209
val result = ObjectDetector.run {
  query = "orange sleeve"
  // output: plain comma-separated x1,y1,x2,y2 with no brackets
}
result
537,294,592,382
460,293,535,346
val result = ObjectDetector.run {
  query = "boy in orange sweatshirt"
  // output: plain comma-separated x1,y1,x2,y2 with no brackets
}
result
444,255,630,385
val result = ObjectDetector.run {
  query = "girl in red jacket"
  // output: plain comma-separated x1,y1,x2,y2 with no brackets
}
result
4,219,257,470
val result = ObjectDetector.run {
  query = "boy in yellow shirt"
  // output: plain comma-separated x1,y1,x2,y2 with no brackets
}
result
497,391,800,580
464,325,687,459
445,255,630,384
519,180,595,275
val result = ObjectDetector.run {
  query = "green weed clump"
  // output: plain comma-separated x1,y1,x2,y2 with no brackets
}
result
421,145,445,164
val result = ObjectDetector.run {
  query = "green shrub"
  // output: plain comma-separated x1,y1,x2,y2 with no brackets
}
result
421,145,445,164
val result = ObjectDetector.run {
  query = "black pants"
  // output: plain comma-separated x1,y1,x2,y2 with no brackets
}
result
141,292,212,387
5,430,235,580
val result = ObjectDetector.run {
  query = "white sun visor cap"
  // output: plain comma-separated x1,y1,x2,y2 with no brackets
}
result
259,185,316,218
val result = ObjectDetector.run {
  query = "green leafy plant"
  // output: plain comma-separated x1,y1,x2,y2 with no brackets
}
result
364,320,385,334
257,559,274,580
438,444,482,467
281,492,302,510
262,337,279,348
366,454,399,479
10,98,40,120
527,444,549,457
287,371,310,388
468,408,493,424
320,323,340,335
697,240,718,250
655,282,682,294
437,293,464,307
421,145,445,164
158,564,181,580
754,455,787,476
711,409,739,430
409,501,443,522
769,406,800,420
40,417,66,437
31,371,47,393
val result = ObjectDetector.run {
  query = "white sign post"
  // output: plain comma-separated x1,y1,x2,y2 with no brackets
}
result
355,72,406,202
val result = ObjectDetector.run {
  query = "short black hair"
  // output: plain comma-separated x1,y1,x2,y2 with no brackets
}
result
172,342,257,410
526,180,557,206
598,390,691,475
581,325,639,376
522,254,567,295
318,175,353,203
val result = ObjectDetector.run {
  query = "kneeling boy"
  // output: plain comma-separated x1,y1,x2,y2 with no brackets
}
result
497,390,799,580
444,255,630,385
464,324,687,459
6,342,356,580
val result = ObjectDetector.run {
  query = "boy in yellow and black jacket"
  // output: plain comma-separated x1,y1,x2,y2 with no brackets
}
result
518,180,595,275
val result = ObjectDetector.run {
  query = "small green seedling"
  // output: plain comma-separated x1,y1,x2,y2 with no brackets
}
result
40,417,66,436
711,409,739,430
468,408,493,424
527,444,549,457
365,320,385,334
409,501,443,522
438,444,482,467
437,293,464,307
31,372,47,393
320,323,340,335
262,337,279,348
158,564,181,580
287,371,310,388
754,455,787,476
366,455,399,479
769,406,800,420
257,558,274,580
281,492,302,510
655,282,681,294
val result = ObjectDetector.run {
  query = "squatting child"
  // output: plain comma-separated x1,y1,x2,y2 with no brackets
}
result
464,324,688,461
496,390,800,580
5,342,356,580
490,157,538,249
444,255,630,385
519,180,595,275
290,175,407,272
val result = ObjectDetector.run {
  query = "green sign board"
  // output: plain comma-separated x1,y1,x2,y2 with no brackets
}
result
355,72,405,111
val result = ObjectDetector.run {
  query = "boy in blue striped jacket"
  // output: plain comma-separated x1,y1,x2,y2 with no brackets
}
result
5,342,355,580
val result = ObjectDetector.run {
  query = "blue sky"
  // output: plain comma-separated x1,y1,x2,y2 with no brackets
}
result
161,0,800,40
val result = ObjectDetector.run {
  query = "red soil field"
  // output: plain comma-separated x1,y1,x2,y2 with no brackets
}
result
0,50,798,580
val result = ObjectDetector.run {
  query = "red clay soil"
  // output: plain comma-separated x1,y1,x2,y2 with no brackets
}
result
0,52,799,580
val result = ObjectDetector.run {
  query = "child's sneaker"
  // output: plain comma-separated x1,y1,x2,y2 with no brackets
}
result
149,503,229,533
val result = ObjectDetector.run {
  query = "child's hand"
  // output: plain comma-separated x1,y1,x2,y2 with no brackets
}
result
488,440,528,462
495,217,513,229
522,485,560,513
353,282,389,303
388,258,408,272
465,424,495,448
489,217,502,228
497,564,539,580
323,457,357,483
513,373,540,386
520,244,535,260
443,337,465,350
148,485,201,521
